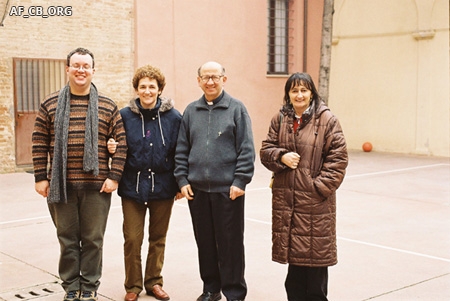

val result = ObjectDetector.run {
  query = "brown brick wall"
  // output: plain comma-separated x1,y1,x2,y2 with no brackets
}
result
0,0,134,173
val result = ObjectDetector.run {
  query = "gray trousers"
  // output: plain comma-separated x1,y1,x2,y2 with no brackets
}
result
48,189,111,292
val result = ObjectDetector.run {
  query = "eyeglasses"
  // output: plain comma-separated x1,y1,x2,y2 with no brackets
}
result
199,75,224,83
69,64,93,71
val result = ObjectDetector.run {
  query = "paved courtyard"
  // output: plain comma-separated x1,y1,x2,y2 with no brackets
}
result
0,150,449,300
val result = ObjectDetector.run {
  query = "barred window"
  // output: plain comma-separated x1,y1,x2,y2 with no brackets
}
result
13,58,67,112
267,0,290,74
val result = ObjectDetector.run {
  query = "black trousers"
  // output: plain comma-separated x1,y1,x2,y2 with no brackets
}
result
188,189,247,300
285,265,328,301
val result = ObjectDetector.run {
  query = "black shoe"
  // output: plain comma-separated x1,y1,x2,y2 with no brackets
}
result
196,292,221,301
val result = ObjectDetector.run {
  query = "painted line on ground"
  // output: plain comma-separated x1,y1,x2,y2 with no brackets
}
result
345,163,449,179
174,203,450,263
337,236,450,263
2,199,449,264
0,215,49,225
246,163,449,192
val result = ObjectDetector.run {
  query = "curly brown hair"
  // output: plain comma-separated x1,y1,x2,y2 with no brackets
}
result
132,65,166,91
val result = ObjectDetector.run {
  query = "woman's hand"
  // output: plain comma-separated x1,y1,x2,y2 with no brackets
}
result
281,152,301,169
107,138,119,154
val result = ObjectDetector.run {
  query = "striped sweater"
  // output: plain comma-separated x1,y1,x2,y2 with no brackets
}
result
32,90,127,191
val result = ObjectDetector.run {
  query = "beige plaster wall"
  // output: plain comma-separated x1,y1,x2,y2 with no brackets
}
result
330,0,449,156
0,0,134,172
6,1,442,172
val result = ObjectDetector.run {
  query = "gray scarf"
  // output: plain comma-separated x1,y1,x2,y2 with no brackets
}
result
48,83,99,203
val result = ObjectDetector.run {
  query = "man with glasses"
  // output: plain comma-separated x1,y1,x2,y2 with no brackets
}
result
175,61,255,301
32,47,127,301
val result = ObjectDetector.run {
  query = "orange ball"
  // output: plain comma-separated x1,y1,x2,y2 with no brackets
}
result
362,142,373,152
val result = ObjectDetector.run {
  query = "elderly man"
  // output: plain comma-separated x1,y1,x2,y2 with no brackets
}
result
175,61,255,301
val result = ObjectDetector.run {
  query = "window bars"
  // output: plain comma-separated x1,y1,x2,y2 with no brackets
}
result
13,58,66,112
267,0,291,74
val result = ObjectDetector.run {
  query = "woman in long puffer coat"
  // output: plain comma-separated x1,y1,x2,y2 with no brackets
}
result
260,72,348,301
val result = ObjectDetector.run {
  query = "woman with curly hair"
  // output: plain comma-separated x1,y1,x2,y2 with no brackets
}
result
110,65,182,301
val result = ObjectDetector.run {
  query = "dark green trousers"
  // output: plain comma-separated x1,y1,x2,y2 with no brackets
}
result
48,189,111,292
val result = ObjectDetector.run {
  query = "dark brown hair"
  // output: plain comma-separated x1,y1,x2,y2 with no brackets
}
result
66,47,95,68
281,72,321,116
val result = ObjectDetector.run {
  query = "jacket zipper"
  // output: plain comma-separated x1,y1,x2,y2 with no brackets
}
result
135,171,141,193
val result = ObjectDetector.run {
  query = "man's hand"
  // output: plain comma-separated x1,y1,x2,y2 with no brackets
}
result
35,180,50,197
100,178,118,193
229,185,245,200
180,184,194,200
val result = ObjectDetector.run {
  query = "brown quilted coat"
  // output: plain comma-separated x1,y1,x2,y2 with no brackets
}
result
260,101,348,267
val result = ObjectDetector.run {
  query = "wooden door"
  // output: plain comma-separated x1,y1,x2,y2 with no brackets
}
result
15,112,36,165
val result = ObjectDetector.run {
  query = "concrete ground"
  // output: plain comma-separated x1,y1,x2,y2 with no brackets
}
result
0,150,449,301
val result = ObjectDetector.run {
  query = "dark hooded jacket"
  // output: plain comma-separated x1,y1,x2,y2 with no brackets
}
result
118,97,182,203
260,100,348,267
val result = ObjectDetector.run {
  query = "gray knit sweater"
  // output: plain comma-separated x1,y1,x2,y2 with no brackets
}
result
174,91,255,192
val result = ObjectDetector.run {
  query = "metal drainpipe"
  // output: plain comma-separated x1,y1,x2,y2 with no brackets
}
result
303,0,308,72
